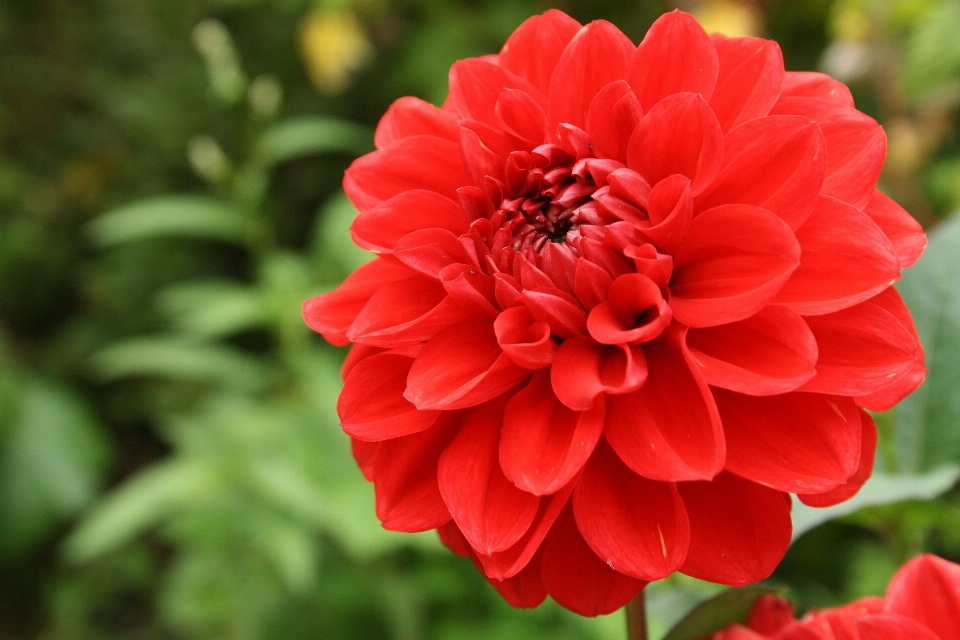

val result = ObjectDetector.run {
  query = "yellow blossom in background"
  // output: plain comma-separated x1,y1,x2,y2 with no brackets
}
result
299,9,373,94
694,0,761,37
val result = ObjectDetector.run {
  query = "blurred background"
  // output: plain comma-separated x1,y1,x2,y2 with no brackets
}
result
4,0,960,638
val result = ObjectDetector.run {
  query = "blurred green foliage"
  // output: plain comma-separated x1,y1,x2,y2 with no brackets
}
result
6,0,960,638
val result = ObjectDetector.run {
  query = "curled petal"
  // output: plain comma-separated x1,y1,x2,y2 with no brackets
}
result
303,259,411,346
629,10,719,111
573,440,691,582
449,58,545,126
587,81,644,162
542,505,646,616
494,306,557,369
709,36,784,133
678,472,792,585
717,390,863,494
886,554,960,640
338,353,440,441
686,305,818,396
773,196,900,315
351,190,469,254
771,97,886,209
521,288,587,338
604,329,725,482
801,299,918,396
694,115,826,230
587,273,672,345
637,174,693,254
798,409,877,507
438,401,540,555
405,320,530,410
864,190,927,269
344,136,468,211
501,370,605,495
393,228,472,279
440,263,499,319
671,204,801,328
347,276,471,348
574,258,614,311
627,92,723,195
551,336,648,411
499,10,582,93
548,20,636,129
374,96,460,149
373,415,460,531
780,71,855,107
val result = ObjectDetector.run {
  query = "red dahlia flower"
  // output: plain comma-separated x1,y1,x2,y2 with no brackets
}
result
303,9,928,616
714,554,960,639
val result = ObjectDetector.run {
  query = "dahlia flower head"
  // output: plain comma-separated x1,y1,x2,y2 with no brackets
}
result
303,9,928,616
714,554,960,640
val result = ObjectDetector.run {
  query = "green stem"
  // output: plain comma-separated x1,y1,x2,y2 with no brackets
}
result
626,591,648,640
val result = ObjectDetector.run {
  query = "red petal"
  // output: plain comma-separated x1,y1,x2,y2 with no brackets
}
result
351,437,377,481
717,390,863,493
627,92,723,195
773,196,900,315
344,136,468,211
351,190,469,254
770,97,886,209
373,417,459,532
439,264,499,320
629,10,719,111
499,10,582,94
573,440,690,581
541,505,646,616
678,472,791,585
437,519,472,557
483,548,548,608
338,353,441,441
863,190,927,269
574,258,614,311
548,20,636,129
671,204,801,327
405,320,529,410
798,409,877,507
494,306,557,369
551,337,647,411
709,36,784,133
856,615,941,640
686,305,818,395
587,273,672,345
780,71,855,108
801,299,918,396
637,173,693,254
886,554,960,640
855,286,926,411
586,81,644,162
347,276,470,348
495,89,549,148
605,329,725,481
747,595,796,634
449,58,545,126
393,228,471,279
475,479,576,580
694,115,826,230
341,343,385,380
520,288,587,338
437,401,540,554
374,96,460,149
501,370,605,495
303,259,411,346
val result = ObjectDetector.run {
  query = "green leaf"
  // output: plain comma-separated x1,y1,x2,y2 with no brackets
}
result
791,465,960,540
88,196,254,247
893,213,960,471
91,337,272,391
0,380,111,555
251,116,373,168
662,585,787,640
158,280,266,338
64,460,222,563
